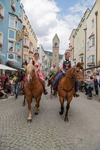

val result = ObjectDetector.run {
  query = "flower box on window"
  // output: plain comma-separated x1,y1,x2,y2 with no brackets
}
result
0,13,4,19
0,42,3,48
11,5,15,12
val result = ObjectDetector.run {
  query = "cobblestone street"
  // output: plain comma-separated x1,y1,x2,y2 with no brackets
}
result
0,90,100,150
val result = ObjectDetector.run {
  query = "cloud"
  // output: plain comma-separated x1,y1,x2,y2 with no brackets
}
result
21,0,95,54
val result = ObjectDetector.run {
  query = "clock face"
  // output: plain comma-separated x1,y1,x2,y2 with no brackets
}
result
55,43,57,46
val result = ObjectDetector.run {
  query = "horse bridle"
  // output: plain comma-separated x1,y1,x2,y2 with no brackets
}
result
59,68,79,93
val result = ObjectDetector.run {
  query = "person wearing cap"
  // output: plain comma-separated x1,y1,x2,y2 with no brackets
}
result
47,63,57,86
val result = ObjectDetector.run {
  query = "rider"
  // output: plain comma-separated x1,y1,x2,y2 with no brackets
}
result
47,63,57,86
30,52,48,95
52,51,75,95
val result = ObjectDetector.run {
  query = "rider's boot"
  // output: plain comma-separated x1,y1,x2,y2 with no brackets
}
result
52,88,57,96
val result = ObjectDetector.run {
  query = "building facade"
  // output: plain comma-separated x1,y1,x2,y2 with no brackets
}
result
86,1,98,71
73,9,90,69
0,0,23,68
69,29,76,60
22,10,38,63
97,0,100,64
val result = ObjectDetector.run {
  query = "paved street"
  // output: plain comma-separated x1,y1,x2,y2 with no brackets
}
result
0,90,100,150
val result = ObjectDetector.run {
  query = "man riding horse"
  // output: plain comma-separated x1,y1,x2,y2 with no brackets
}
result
47,63,58,86
52,51,79,96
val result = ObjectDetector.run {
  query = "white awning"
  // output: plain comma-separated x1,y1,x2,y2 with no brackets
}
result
0,64,17,71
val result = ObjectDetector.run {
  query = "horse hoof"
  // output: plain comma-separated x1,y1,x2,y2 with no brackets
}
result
27,119,32,123
22,103,25,106
59,111,63,115
64,117,69,122
35,112,38,115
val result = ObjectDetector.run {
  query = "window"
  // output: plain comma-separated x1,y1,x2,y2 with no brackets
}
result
87,55,95,63
0,3,4,19
23,54,28,62
8,41,15,52
91,55,95,62
0,32,3,48
92,36,95,46
29,42,33,52
17,48,21,57
89,35,95,47
9,15,16,29
23,38,29,47
8,29,16,40
79,57,83,62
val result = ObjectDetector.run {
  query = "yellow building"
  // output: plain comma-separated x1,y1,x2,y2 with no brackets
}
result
22,10,38,63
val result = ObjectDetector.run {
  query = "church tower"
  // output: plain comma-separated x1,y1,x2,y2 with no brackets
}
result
52,34,60,70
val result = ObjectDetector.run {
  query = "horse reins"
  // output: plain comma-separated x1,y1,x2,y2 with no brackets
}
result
59,68,76,93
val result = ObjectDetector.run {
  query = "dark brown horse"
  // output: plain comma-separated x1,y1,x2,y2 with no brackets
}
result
24,63,43,122
57,62,84,122
49,72,59,98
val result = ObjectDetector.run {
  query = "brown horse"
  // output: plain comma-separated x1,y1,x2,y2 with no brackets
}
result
24,63,43,122
57,62,84,122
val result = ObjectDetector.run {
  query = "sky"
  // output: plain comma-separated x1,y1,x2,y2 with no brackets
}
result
21,0,96,54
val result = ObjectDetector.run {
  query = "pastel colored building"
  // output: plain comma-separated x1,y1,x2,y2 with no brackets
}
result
0,0,23,69
73,9,90,68
22,10,38,63
69,29,76,60
86,1,97,70
97,0,100,64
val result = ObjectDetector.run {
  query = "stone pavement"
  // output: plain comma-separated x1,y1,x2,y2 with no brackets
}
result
0,90,100,150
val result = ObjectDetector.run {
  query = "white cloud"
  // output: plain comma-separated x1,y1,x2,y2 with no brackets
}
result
21,0,95,54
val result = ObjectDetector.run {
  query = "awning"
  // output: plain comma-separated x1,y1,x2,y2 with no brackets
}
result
0,64,17,71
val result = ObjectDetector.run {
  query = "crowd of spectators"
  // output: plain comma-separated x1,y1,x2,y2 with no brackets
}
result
0,71,25,99
79,72,100,100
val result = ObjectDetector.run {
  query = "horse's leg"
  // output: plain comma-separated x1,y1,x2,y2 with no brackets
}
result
22,95,26,106
59,97,64,115
35,96,41,115
26,96,32,122
64,98,72,122
50,85,52,99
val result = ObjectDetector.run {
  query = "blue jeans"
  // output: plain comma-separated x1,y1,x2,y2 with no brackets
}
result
53,68,68,89
14,84,19,96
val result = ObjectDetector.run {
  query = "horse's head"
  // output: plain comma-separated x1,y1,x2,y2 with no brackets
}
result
74,62,84,81
65,62,84,82
26,64,35,83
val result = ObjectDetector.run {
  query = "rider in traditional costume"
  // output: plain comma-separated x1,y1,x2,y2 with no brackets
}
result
30,52,48,95
47,63,57,86
52,51,76,95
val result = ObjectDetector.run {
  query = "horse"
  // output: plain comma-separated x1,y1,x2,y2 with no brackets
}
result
49,72,59,98
57,62,84,122
24,63,43,122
